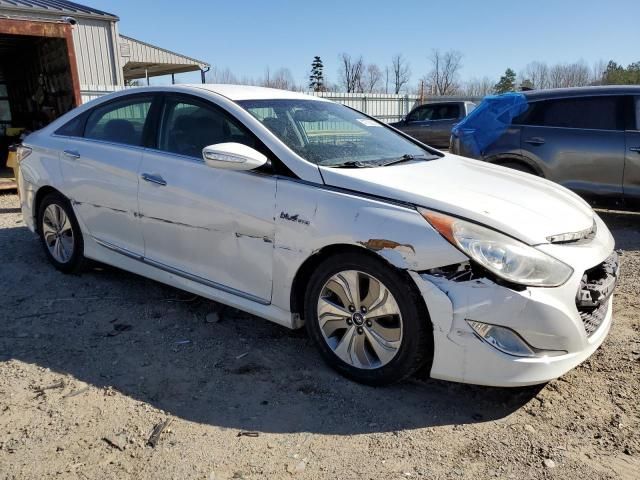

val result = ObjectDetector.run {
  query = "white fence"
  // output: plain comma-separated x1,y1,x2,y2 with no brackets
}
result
80,84,132,104
308,92,416,123
80,85,481,123
309,92,483,123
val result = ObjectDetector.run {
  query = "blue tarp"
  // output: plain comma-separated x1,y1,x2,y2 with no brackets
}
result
451,92,528,157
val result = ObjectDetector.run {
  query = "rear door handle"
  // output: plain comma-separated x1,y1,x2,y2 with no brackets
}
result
141,173,167,186
525,137,545,146
63,150,81,160
630,146,640,153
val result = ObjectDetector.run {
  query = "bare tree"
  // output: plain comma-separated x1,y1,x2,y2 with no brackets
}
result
565,61,590,87
546,62,590,88
207,67,239,84
522,61,550,89
361,64,383,93
425,49,463,96
338,53,364,93
590,59,607,85
463,77,494,97
390,54,411,94
261,67,295,90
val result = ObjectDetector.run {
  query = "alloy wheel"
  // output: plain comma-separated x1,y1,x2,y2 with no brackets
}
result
317,270,403,369
42,204,75,264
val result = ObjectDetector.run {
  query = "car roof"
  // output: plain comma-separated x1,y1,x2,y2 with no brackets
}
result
182,84,327,102
522,85,640,101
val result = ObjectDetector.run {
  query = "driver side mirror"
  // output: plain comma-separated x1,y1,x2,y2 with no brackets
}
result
202,143,268,171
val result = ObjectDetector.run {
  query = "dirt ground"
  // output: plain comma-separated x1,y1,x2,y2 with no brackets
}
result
0,191,638,480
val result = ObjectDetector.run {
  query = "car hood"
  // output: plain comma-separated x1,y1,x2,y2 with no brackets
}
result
319,155,595,245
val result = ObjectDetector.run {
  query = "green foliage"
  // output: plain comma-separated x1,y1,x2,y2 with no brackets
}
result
309,56,325,92
602,60,640,85
494,68,517,94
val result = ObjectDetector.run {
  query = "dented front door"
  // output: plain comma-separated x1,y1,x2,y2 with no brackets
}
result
137,149,276,303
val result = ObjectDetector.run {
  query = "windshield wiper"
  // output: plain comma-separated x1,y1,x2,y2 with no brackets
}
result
380,153,432,167
325,160,372,168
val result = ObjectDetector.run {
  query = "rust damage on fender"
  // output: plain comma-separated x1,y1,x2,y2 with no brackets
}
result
359,239,417,269
358,239,415,254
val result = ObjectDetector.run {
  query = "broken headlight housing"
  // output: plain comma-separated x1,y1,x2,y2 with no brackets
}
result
419,209,573,287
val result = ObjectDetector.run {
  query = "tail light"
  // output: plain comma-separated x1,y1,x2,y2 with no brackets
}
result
16,145,32,163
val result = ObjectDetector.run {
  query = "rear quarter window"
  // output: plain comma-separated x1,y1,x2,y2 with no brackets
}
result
517,96,626,131
84,97,153,146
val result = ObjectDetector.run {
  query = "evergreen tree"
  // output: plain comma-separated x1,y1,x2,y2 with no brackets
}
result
602,60,640,85
494,68,517,94
309,56,325,92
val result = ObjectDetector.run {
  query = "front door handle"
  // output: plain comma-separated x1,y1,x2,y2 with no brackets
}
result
525,137,545,146
141,173,167,186
630,146,640,153
63,150,81,160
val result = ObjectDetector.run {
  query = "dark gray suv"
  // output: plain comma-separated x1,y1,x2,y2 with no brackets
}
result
391,101,476,148
450,86,640,209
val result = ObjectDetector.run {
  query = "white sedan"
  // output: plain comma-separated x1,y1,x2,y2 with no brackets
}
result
16,85,618,387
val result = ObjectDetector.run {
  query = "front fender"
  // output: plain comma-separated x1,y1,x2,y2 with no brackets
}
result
270,178,467,312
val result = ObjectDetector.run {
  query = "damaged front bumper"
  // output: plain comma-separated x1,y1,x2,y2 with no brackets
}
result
408,233,618,387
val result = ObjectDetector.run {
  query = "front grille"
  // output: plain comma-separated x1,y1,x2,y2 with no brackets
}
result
580,301,609,336
575,252,619,337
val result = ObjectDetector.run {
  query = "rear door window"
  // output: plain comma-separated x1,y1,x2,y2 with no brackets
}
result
84,97,153,146
523,96,625,131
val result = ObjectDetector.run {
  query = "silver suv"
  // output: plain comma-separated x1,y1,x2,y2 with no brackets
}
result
450,86,640,209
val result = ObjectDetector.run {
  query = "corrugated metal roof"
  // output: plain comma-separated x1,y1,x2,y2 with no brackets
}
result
0,0,117,20
120,34,210,80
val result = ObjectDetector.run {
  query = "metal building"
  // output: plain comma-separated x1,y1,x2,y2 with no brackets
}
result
0,0,209,184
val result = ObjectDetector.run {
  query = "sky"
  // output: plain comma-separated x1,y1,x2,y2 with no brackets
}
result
88,0,640,89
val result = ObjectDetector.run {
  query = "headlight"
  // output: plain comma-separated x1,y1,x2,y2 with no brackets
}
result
419,209,573,287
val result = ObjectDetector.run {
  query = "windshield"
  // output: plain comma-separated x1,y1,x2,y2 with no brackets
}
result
237,99,439,167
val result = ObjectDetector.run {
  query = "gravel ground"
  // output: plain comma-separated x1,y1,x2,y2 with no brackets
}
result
0,191,638,480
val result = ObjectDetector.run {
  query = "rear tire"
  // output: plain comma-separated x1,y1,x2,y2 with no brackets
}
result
304,252,432,386
37,192,87,273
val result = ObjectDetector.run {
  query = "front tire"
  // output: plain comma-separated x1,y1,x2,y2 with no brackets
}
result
304,252,432,386
37,192,86,273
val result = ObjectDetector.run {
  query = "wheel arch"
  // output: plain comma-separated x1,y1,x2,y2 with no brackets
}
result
289,243,431,326
33,185,66,233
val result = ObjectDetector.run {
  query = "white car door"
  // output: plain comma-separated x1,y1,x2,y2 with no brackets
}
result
137,94,276,303
59,94,154,255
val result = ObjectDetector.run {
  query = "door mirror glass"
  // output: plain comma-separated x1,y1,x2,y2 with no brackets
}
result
202,142,268,171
